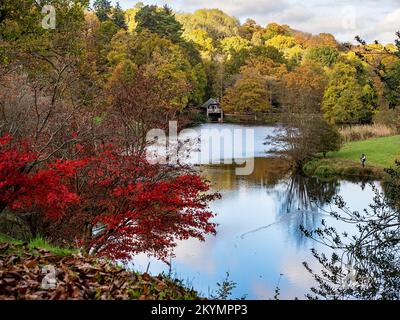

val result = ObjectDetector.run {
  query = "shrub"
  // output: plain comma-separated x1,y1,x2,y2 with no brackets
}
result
302,159,319,175
342,166,359,176
314,165,336,177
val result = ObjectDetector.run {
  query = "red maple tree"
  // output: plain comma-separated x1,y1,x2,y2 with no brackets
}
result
1,135,219,261
58,147,219,261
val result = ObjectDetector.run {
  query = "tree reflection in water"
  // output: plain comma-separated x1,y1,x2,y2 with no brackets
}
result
212,158,342,247
275,173,340,247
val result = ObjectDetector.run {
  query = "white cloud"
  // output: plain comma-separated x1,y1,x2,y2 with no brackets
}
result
274,5,313,24
268,3,368,42
180,0,287,17
115,0,400,43
368,8,400,43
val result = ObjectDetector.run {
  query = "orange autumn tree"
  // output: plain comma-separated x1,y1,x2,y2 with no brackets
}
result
222,57,287,114
282,62,328,113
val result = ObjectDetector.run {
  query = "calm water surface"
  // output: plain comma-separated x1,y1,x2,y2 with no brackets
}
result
131,123,378,299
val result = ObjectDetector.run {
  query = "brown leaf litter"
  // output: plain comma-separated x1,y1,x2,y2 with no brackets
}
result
0,242,200,300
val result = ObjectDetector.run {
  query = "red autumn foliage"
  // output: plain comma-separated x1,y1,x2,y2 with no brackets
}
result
1,134,219,261
0,134,82,218
59,147,219,261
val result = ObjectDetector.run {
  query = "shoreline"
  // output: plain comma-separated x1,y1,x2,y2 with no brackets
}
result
302,157,385,180
302,135,400,180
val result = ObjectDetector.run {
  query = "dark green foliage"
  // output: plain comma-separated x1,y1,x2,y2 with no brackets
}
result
395,31,400,57
93,0,112,22
383,61,400,108
112,2,127,30
0,0,43,41
383,161,400,208
179,40,203,66
305,46,339,67
135,5,183,43
315,121,342,157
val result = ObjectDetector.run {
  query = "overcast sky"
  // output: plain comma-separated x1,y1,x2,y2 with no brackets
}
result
112,0,400,44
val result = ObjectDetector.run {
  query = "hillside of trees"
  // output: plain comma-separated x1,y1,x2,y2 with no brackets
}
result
115,2,398,126
2,1,398,127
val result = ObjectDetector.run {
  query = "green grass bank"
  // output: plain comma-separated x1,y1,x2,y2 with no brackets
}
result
303,135,400,179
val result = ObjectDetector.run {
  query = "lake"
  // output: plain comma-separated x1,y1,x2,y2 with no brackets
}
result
131,123,379,299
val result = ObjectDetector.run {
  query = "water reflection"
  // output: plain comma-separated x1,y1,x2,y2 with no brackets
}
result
203,159,340,248
275,173,340,247
200,157,291,190
132,124,378,299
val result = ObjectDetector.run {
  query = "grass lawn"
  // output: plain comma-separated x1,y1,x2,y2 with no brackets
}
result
328,135,400,168
0,233,76,256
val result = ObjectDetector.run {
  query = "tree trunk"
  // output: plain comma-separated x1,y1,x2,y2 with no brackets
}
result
25,212,39,238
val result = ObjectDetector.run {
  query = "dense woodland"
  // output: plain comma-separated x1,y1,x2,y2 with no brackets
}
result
0,1,400,299
127,2,399,126
2,1,399,126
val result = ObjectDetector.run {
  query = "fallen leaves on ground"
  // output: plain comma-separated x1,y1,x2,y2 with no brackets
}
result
0,242,200,300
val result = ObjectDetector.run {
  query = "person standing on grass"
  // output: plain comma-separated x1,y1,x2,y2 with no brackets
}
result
360,153,367,167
